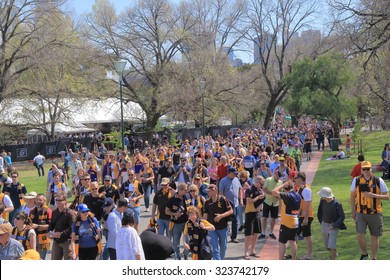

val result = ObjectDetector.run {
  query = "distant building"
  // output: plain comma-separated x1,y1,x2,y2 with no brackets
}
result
232,58,243,67
222,46,235,63
253,33,273,64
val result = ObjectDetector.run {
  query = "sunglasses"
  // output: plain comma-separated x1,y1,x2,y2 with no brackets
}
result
83,178,91,181
55,199,65,202
91,188,98,191
12,176,18,178
362,168,370,171
15,217,23,220
190,190,197,192
128,174,135,176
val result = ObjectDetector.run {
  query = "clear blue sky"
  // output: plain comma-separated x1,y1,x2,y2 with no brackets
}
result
68,0,328,64
68,0,129,15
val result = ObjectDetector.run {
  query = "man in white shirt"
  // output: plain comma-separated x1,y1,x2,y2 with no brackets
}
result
33,152,46,177
106,198,128,260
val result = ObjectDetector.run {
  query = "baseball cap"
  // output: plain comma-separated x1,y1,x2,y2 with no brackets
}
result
0,223,12,235
228,167,238,175
104,175,112,181
24,191,37,200
194,175,201,180
19,249,41,260
361,161,372,169
77,203,90,213
279,157,285,161
103,197,114,208
161,177,170,185
294,144,299,147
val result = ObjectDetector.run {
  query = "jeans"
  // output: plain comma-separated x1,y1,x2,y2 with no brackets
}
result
101,228,110,260
172,222,188,260
36,164,45,177
237,205,245,228
157,219,170,238
209,227,228,260
230,206,239,240
142,183,152,209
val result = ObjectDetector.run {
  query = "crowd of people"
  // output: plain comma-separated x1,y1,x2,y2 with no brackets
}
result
0,120,388,261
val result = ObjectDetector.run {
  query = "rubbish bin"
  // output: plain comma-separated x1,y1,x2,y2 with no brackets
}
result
330,138,340,151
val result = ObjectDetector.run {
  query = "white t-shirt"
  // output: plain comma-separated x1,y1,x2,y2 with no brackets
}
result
350,177,389,193
1,194,13,208
33,155,45,165
115,226,145,260
301,187,312,202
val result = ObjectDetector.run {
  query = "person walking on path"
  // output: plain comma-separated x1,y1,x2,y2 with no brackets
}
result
71,204,101,260
243,176,265,260
272,178,301,260
218,167,241,243
165,182,189,260
182,206,215,260
106,198,128,260
2,171,27,225
151,177,174,238
295,172,314,260
259,170,281,240
350,161,389,260
317,187,346,260
203,184,233,260
48,193,76,260
116,208,145,260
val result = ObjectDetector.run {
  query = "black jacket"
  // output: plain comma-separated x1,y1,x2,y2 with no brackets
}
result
317,198,346,230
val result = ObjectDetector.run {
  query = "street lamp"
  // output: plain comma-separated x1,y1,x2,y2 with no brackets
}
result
114,60,126,150
199,80,206,137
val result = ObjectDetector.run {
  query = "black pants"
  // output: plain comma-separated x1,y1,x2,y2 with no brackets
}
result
108,248,117,260
79,246,98,260
36,164,45,176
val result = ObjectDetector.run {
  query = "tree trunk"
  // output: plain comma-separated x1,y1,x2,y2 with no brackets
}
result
263,98,276,129
382,100,390,130
291,116,299,127
144,113,161,143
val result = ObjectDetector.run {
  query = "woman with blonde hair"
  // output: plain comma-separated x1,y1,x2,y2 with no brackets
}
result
182,206,215,260
187,184,206,216
12,211,36,250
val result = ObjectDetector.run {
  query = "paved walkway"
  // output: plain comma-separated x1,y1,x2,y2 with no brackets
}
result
45,150,323,260
257,150,323,260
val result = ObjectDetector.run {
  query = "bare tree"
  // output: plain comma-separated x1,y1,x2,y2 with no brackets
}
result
0,0,70,103
329,0,390,66
244,0,318,129
84,0,201,141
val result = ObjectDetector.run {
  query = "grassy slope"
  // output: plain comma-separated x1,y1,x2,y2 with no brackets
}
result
297,130,390,260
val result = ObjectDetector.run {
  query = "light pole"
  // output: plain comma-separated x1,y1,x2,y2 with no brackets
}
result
199,80,206,137
114,60,126,150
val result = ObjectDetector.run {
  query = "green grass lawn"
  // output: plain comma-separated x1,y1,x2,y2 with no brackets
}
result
297,130,390,260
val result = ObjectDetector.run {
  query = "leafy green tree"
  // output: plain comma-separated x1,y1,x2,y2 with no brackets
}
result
284,53,356,137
